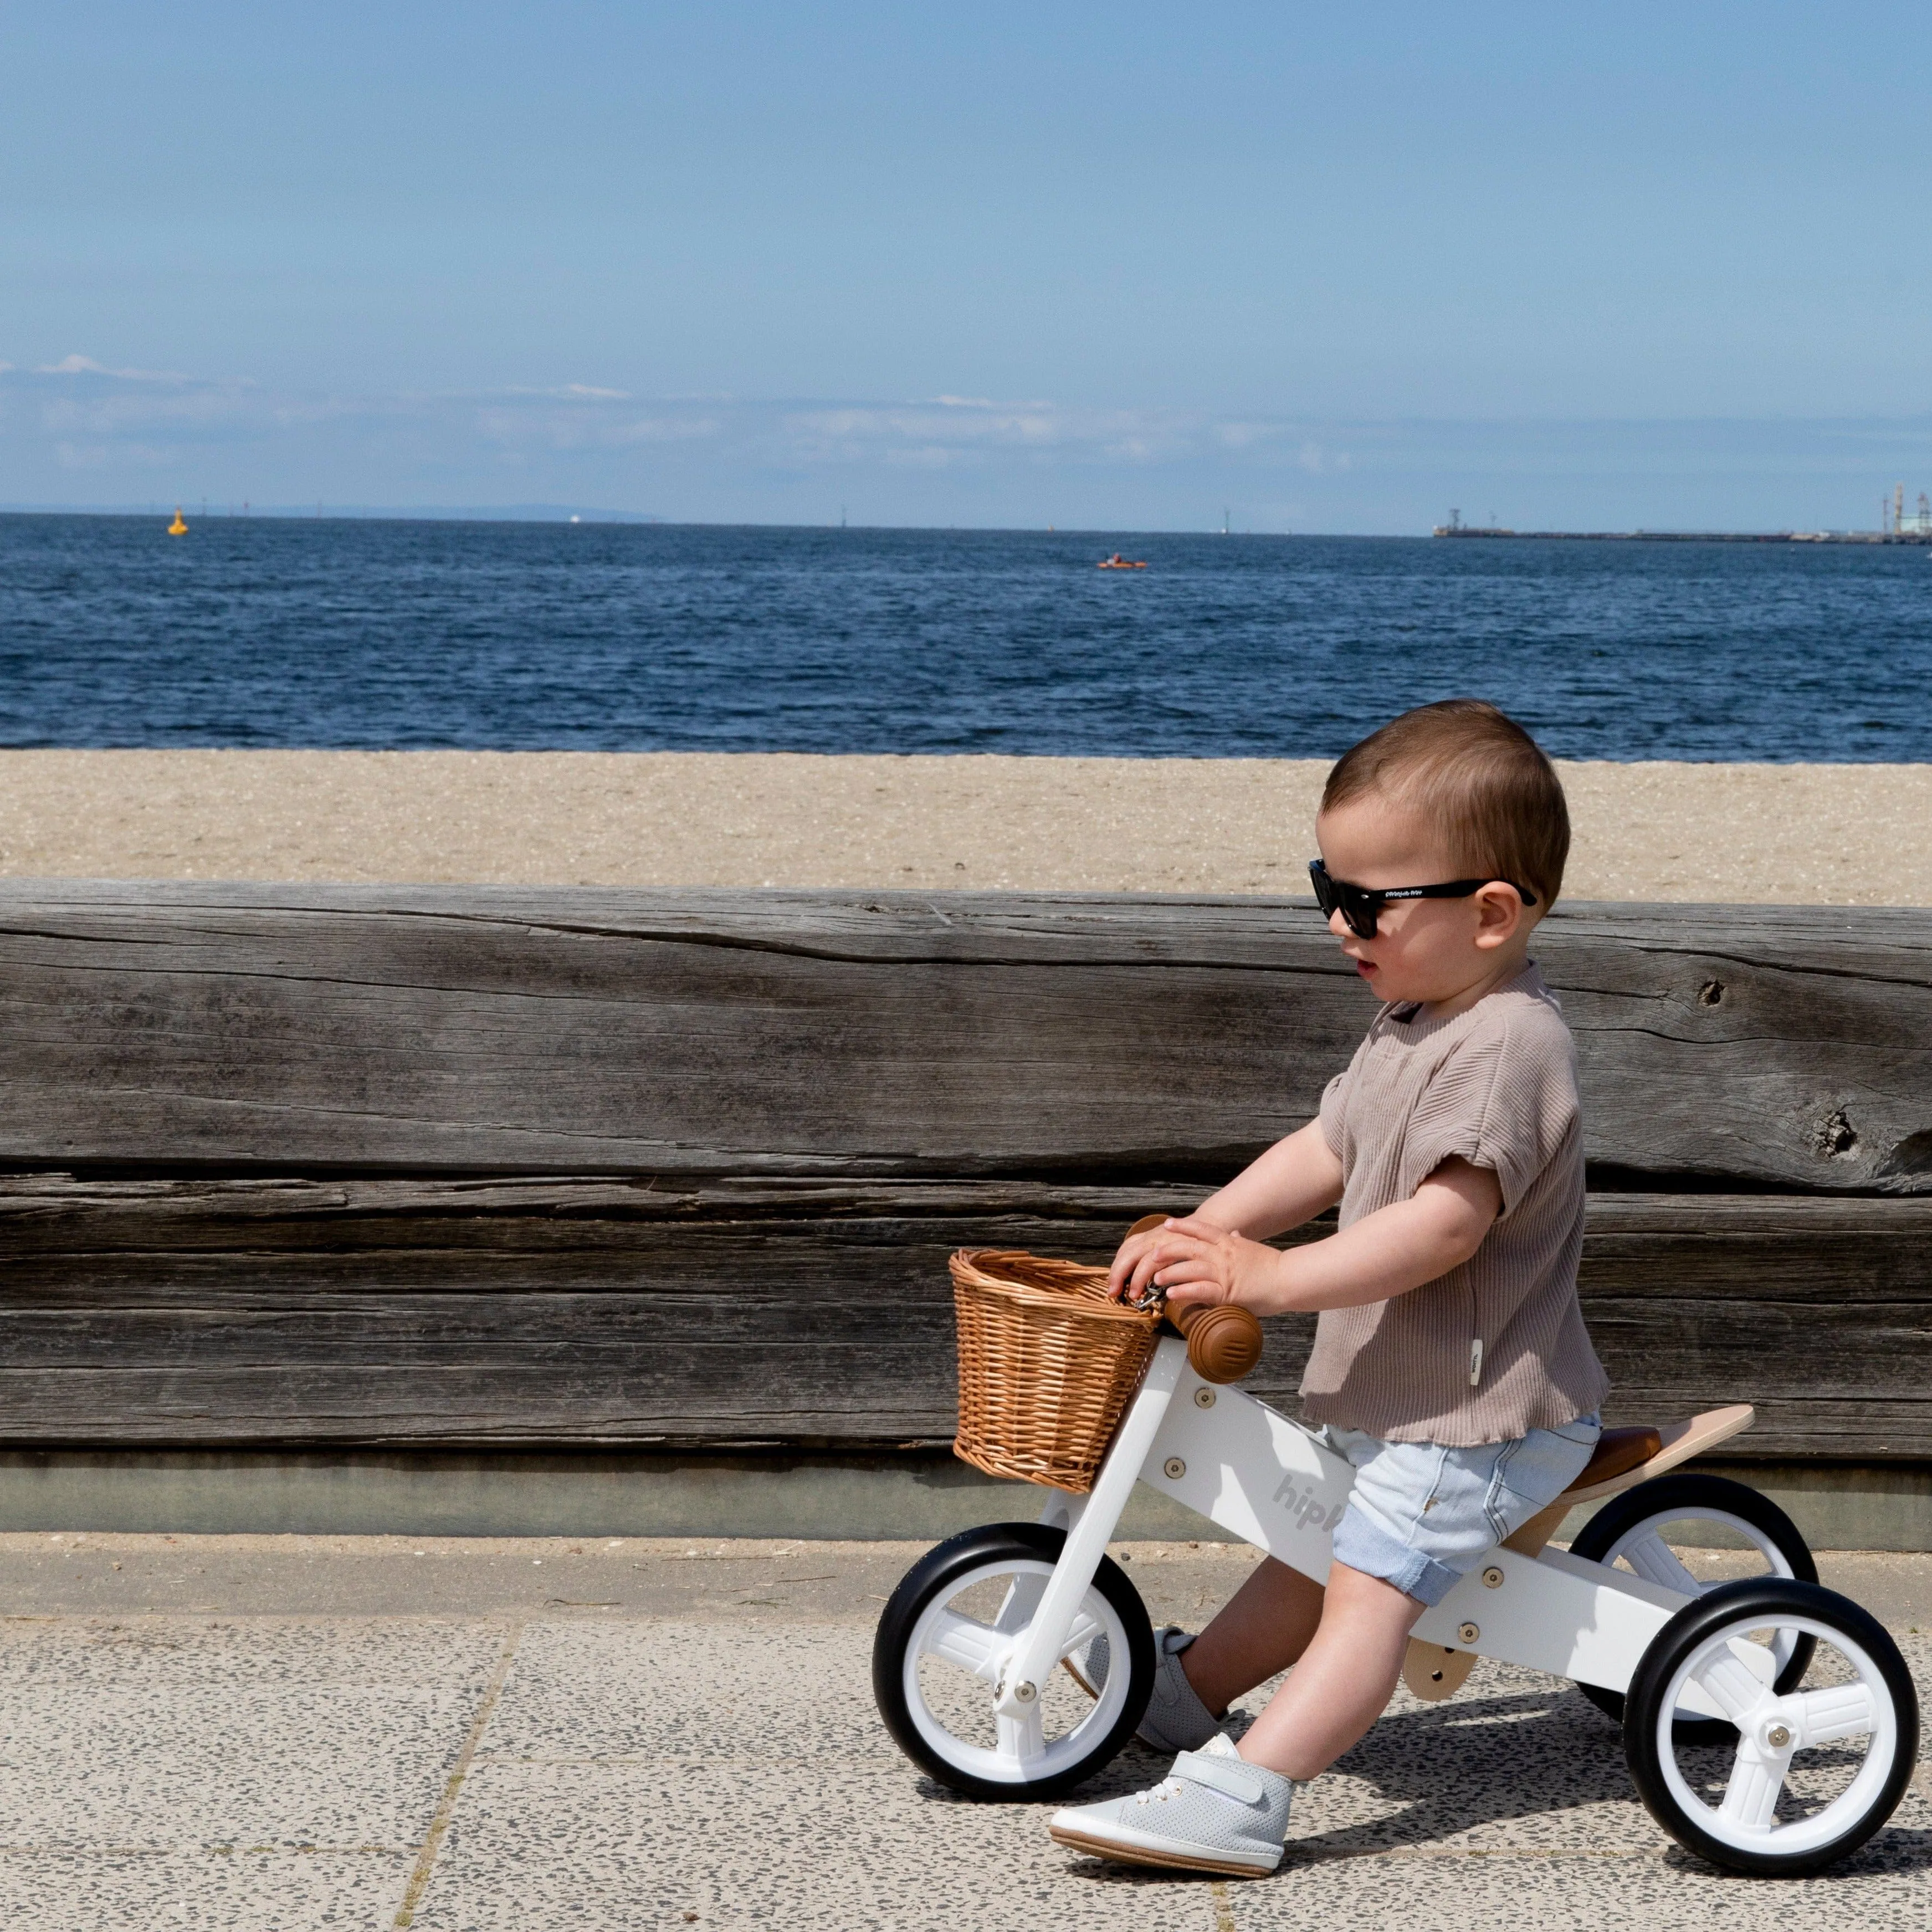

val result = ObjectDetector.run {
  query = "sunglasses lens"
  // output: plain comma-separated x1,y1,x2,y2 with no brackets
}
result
1310,863,1380,937
1338,885,1378,939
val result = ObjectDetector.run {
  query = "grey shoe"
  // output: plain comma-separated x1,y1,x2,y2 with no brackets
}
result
1136,1626,1222,1752
1049,1734,1293,1877
1068,1629,1111,1699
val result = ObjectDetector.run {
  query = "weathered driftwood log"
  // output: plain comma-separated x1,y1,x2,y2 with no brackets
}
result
0,884,1925,1192
0,1177,1925,1458
0,886,1926,1460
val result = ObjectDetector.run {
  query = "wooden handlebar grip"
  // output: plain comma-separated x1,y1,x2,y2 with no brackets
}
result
1171,1301,1265,1384
1121,1213,1264,1382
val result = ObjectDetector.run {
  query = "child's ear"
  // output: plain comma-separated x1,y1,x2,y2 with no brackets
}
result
1470,882,1526,950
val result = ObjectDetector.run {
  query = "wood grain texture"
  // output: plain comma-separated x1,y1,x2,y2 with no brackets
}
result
0,1177,1924,1456
0,883,1927,1191
2,885,1925,1459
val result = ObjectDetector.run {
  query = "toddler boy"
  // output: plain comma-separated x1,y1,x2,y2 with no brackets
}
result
1050,698,1610,1878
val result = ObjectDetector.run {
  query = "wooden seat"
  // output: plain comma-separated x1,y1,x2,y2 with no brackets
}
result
1571,1423,1663,1490
1500,1403,1757,1557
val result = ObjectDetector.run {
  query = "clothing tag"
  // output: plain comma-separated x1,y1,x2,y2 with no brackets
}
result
1468,1338,1484,1387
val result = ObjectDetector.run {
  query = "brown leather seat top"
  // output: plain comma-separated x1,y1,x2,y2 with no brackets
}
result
1572,1423,1664,1491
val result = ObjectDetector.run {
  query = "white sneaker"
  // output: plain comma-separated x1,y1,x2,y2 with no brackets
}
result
1049,1734,1293,1878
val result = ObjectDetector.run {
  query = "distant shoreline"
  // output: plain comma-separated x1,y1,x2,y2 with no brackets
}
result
9,508,1931,542
1,749,1925,906
0,504,667,526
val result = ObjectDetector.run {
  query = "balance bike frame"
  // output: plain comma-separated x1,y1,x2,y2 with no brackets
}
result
990,1335,1754,1728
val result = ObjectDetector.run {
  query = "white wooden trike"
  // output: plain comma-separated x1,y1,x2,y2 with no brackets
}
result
874,1305,1920,1876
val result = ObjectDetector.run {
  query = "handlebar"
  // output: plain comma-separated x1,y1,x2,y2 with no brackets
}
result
1123,1213,1265,1385
1167,1299,1266,1384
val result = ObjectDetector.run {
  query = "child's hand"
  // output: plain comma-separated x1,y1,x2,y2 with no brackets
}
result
1107,1223,1182,1304
1108,1213,1270,1310
1131,1214,1280,1313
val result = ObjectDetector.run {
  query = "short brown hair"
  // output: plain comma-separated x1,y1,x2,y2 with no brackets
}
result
1321,700,1570,909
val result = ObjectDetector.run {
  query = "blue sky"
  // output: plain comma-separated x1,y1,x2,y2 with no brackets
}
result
4,5,1929,529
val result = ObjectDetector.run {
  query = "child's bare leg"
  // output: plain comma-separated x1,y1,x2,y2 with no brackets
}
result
1177,1556,1326,1714
1233,1561,1423,1781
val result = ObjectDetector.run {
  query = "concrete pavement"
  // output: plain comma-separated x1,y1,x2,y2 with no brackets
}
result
0,1534,1926,1930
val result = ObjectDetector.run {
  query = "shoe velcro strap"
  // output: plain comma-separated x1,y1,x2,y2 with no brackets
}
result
1171,1749,1272,1807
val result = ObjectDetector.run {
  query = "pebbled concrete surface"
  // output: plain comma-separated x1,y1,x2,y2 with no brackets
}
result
0,1535,1925,1930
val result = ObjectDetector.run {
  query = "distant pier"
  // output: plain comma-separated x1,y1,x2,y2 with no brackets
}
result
1432,526,1932,545
1436,485,1932,544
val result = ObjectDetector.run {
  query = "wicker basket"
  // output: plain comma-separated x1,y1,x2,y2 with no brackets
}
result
950,1248,1162,1494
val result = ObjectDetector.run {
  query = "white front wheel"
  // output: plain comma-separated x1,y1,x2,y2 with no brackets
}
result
872,1523,1155,1799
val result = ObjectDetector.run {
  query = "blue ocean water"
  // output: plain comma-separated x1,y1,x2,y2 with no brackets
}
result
1,514,1929,759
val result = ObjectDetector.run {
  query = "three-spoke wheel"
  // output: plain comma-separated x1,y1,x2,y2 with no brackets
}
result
1570,1473,1817,1741
1626,1578,1919,1874
872,1523,1154,1798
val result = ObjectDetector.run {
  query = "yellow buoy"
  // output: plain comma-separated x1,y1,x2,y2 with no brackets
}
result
167,506,188,536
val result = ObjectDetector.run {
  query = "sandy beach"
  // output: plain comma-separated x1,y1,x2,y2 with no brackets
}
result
0,750,1927,904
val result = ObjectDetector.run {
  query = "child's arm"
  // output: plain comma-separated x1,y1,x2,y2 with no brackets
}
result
1193,1120,1345,1242
1145,1156,1502,1318
1107,1120,1342,1301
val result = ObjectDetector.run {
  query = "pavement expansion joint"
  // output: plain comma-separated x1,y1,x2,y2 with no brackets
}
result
390,1618,522,1929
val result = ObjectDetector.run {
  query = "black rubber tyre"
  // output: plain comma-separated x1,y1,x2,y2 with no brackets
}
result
872,1521,1155,1800
1624,1577,1919,1875
1571,1474,1816,1742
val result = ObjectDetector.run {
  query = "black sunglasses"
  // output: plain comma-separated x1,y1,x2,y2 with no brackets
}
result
1308,859,1538,940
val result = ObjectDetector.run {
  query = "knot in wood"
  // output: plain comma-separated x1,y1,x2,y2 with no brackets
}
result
1815,1108,1859,1159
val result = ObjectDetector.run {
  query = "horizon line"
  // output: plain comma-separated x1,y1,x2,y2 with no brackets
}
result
1,506,1893,541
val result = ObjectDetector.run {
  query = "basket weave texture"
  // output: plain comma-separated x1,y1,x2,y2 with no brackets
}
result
950,1248,1161,1494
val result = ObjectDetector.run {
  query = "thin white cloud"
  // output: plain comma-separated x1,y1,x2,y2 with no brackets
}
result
35,353,191,382
927,394,1056,411
475,402,722,450
0,356,1379,508
1293,440,1352,474
500,382,635,401
1216,421,1288,451
781,402,1108,454
4,357,1363,478
38,383,257,438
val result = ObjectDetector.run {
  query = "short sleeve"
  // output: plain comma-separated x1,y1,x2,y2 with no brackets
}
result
1318,1067,1351,1156
1402,1016,1578,1215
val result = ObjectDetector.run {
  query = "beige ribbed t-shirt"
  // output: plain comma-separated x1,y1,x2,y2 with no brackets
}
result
1298,961,1610,1446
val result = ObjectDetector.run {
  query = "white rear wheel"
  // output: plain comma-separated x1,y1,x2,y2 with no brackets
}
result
1571,1474,1815,1738
1626,1578,1918,1875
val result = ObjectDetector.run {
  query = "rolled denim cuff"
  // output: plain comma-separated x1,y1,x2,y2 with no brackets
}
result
1331,1503,1463,1607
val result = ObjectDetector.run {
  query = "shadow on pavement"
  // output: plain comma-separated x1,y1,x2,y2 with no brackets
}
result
910,1681,1932,1886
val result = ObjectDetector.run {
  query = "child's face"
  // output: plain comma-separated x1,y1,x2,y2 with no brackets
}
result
1314,793,1535,1006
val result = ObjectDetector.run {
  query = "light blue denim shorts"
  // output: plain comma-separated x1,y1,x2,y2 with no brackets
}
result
1317,1412,1602,1607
